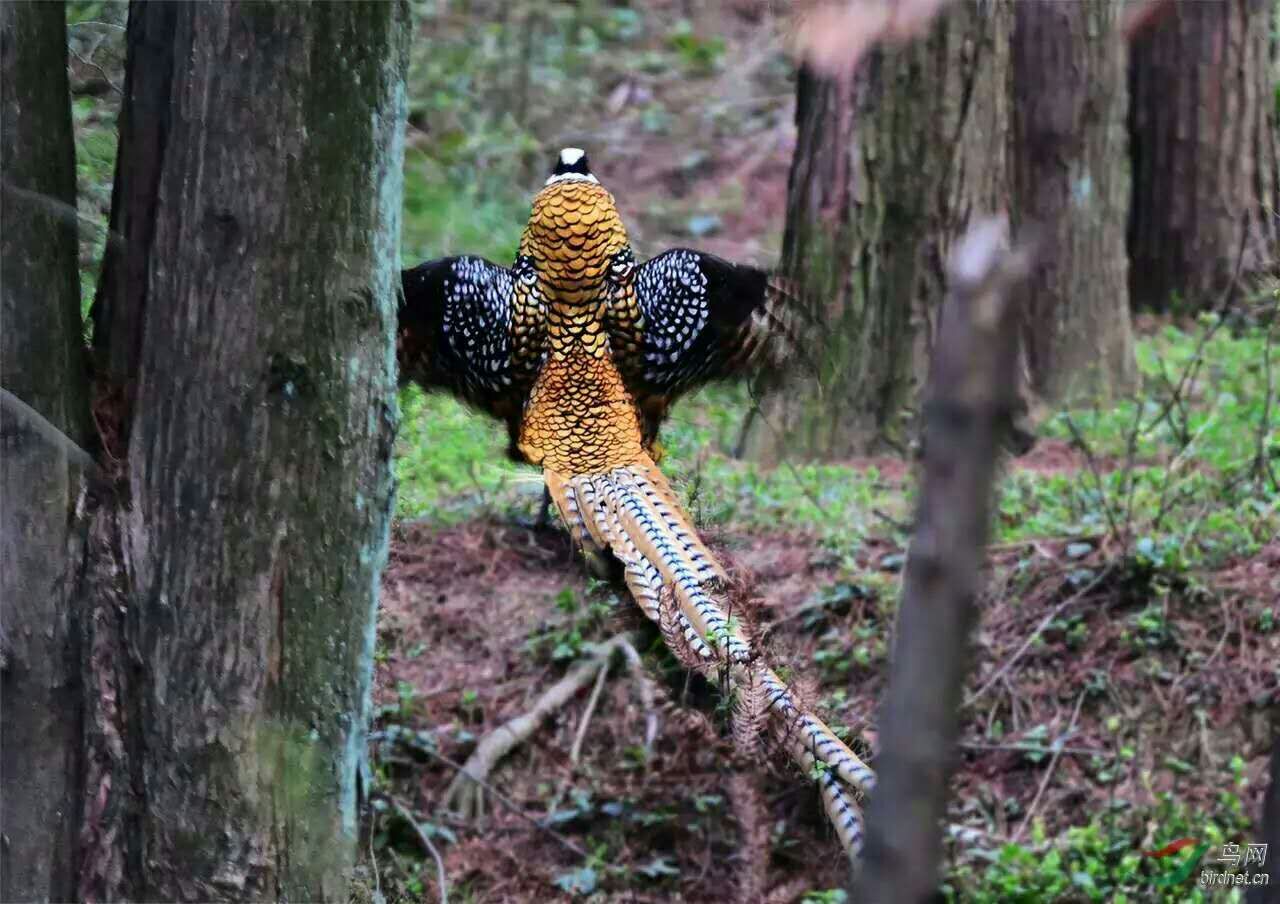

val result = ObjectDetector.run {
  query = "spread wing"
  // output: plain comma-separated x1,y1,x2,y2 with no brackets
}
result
613,248,799,405
398,256,523,422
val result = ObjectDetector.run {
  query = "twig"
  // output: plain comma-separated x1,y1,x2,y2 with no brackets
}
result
1012,692,1086,842
1061,415,1125,544
753,402,832,517
1117,383,1149,544
368,819,382,902
440,634,636,818
545,650,614,814
569,653,612,765
68,20,126,31
416,745,587,859
386,796,448,904
1143,217,1247,441
986,534,1102,553
959,740,1114,759
68,46,123,95
0,387,100,476
615,636,659,752
871,508,911,533
964,566,1111,708
1253,296,1278,490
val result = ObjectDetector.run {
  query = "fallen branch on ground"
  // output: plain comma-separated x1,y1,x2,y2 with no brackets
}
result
376,733,589,859
1012,691,1087,842
383,795,449,904
440,632,642,820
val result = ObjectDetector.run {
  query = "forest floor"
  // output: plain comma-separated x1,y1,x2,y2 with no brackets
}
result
66,2,1278,902
367,456,1277,903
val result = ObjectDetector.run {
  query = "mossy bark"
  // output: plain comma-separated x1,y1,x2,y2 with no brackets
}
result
1012,0,1136,401
78,3,409,899
1128,0,1279,312
751,0,1010,462
0,4,89,901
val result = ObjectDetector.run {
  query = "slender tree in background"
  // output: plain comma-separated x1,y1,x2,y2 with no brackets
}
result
2,2,408,899
1128,0,1279,312
751,0,1010,462
1,4,89,901
1012,0,1135,401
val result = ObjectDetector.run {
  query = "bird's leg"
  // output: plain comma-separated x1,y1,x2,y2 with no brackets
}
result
535,486,552,529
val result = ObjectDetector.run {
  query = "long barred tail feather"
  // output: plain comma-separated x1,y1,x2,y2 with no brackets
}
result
546,462,875,862
759,667,877,795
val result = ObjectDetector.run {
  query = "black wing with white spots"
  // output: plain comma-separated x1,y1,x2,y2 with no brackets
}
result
398,256,520,419
620,248,795,399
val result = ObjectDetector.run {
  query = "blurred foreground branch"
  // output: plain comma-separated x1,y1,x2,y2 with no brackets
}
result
855,218,1039,901
794,0,955,76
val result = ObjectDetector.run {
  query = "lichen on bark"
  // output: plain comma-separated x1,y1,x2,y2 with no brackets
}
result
77,3,411,899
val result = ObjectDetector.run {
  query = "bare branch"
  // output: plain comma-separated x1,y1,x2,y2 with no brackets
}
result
855,217,1040,902
384,796,448,904
0,387,100,476
568,651,612,766
963,566,1112,709
440,634,636,818
1012,692,1086,843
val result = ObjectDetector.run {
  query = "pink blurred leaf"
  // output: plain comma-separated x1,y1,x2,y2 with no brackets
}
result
795,0,954,75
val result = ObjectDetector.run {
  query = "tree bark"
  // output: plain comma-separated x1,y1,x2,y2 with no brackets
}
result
750,0,1010,462
0,3,90,901
1128,0,1279,312
1012,0,1136,401
1249,729,1279,902
77,3,408,900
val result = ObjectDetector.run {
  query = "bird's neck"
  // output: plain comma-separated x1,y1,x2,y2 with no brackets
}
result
545,299,610,358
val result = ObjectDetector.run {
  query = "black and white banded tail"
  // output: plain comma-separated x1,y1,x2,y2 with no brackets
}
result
545,462,875,861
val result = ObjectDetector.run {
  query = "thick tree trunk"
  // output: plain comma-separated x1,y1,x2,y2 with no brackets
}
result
751,1,1010,462
78,3,408,900
1012,0,1135,401
1128,0,1279,312
0,4,90,901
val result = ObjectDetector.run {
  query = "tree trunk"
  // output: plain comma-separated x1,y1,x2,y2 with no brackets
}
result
1128,0,1279,312
77,3,408,900
1012,0,1136,401
0,3,90,901
1249,730,1279,902
750,1,1010,462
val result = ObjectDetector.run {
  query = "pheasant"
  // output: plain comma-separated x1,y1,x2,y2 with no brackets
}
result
398,148,874,861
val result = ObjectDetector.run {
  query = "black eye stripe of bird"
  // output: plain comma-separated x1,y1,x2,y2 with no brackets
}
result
397,148,871,864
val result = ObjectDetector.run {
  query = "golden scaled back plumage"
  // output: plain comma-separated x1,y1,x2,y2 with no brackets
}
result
516,178,648,474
